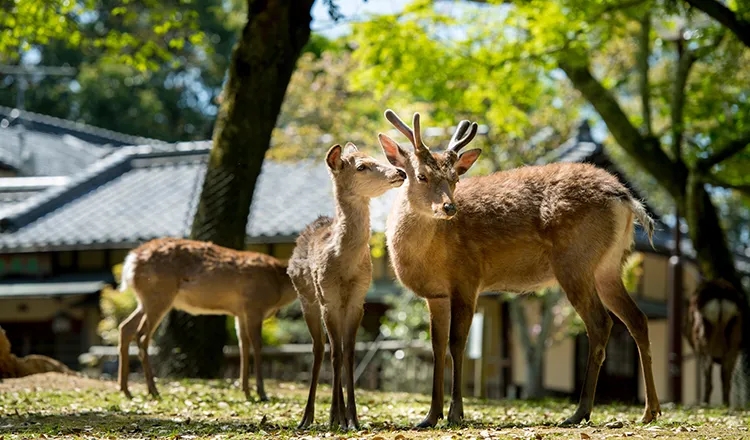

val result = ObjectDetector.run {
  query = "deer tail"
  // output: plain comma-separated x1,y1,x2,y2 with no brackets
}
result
628,197,655,248
120,252,137,292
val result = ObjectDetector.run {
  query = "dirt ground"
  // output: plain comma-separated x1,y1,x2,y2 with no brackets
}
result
0,372,135,392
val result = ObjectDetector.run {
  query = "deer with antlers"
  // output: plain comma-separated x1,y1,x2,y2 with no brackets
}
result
378,110,659,427
288,143,406,430
117,238,297,401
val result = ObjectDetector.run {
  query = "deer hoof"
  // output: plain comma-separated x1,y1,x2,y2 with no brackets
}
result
640,407,661,424
560,411,590,427
416,413,442,429
258,394,269,402
121,389,133,399
447,406,464,426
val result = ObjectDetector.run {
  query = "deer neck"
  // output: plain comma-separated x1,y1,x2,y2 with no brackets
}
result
332,185,371,257
386,187,439,256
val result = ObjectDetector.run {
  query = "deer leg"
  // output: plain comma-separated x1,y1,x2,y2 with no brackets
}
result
118,306,143,399
235,315,252,401
721,353,737,406
323,306,346,430
298,299,325,429
343,304,364,430
701,356,713,405
136,315,159,398
418,296,450,429
247,316,267,402
596,270,661,423
136,299,171,399
447,295,476,425
557,271,612,426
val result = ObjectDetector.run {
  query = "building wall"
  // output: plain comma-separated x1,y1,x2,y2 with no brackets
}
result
498,252,709,403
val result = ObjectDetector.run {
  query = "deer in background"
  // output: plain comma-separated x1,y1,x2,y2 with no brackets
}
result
0,326,76,379
118,238,297,401
378,110,659,427
288,143,406,430
686,278,745,405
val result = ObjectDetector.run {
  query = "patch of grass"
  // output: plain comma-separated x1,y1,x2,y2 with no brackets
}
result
1,375,748,439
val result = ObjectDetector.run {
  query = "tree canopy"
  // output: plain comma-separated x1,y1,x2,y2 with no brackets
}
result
350,0,750,287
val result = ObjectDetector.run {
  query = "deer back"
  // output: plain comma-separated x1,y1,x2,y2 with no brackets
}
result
127,238,294,314
387,162,632,296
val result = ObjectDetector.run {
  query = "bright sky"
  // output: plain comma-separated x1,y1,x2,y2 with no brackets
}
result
311,0,411,38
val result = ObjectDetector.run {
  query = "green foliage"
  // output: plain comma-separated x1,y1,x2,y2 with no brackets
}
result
379,291,430,342
1,0,207,70
348,2,582,171
98,263,134,345
1,0,240,142
622,252,645,294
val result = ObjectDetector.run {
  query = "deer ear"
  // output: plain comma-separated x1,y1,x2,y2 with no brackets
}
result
326,144,343,171
344,142,358,155
454,148,481,175
378,133,409,169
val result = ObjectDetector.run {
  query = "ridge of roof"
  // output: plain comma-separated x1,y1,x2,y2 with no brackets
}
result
0,141,211,232
0,105,163,147
0,176,70,191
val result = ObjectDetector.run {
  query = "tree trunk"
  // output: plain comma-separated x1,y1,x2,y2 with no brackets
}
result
156,0,315,378
525,349,545,399
684,172,744,289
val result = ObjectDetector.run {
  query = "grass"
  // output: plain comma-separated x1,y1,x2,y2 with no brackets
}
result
0,373,748,439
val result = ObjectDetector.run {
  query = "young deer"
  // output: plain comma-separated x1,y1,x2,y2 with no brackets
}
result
288,143,406,430
378,110,660,427
118,238,296,400
686,279,745,405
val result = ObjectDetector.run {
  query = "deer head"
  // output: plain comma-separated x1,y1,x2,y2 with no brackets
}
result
326,142,406,198
378,110,481,219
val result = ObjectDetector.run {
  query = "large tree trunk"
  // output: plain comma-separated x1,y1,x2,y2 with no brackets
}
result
156,0,315,378
684,173,744,289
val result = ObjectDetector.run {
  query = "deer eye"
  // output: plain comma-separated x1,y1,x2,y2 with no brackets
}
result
356,164,367,171
417,174,427,182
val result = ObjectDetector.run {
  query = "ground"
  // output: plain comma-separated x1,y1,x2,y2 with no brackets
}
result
0,373,748,439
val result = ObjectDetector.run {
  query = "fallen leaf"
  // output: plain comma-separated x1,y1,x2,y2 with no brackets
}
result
606,421,624,429
581,433,591,440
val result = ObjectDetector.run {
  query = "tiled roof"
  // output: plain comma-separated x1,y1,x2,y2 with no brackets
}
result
0,176,69,217
0,106,158,147
0,106,161,176
0,142,395,252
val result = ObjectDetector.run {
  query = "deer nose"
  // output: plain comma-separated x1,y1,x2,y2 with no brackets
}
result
443,203,457,216
396,169,406,180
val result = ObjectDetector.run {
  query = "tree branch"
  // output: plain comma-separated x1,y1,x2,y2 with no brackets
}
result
559,56,688,199
671,34,698,162
638,12,652,135
697,134,750,170
683,0,750,49
703,174,750,195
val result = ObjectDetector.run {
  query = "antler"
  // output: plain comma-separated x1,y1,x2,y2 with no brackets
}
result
384,109,426,152
448,120,479,152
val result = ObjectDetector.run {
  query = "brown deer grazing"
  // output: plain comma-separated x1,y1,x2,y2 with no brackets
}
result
686,278,745,405
288,143,406,430
378,110,659,427
118,238,296,400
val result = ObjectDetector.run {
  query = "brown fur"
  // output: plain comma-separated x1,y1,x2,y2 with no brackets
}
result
288,143,405,430
379,110,659,427
117,237,296,401
685,279,745,405
0,326,75,379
